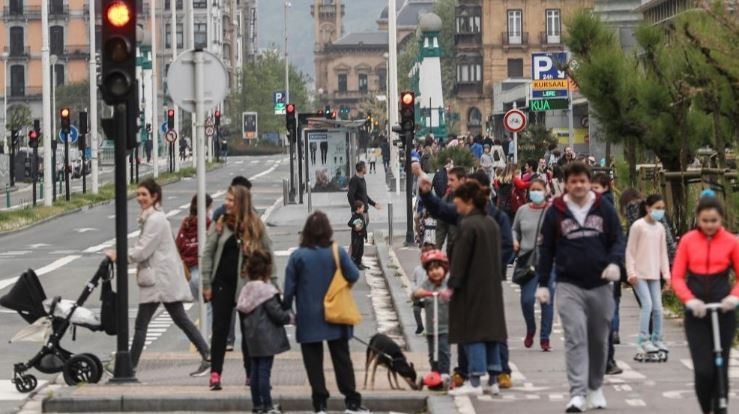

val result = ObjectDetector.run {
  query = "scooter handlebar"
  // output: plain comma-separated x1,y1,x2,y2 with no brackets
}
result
704,303,723,310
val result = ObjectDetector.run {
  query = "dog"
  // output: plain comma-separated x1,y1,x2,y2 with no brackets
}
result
363,334,419,391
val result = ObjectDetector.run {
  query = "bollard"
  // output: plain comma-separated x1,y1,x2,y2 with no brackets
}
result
282,179,288,206
388,202,393,246
5,184,9,209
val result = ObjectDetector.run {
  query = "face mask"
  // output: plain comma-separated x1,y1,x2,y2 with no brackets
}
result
529,191,546,204
650,209,665,222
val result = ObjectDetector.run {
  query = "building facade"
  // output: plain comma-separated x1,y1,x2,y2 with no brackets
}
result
452,0,593,136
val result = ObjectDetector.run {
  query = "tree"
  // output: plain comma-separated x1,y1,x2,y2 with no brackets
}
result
55,80,91,117
6,104,32,134
518,123,557,163
227,50,311,142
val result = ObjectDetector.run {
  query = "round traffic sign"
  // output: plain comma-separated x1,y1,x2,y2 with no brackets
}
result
205,126,215,137
165,130,178,143
504,109,527,133
59,125,79,144
160,121,168,134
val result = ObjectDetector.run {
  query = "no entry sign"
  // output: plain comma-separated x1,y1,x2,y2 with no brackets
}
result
504,109,527,133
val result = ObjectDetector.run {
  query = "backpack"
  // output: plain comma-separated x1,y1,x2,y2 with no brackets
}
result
510,187,527,215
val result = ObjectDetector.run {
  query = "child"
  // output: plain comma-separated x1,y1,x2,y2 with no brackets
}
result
238,250,292,414
626,194,671,362
368,151,377,174
348,200,367,269
413,249,451,380
411,243,437,335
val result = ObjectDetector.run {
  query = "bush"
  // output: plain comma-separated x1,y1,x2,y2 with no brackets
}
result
431,146,477,171
228,139,286,156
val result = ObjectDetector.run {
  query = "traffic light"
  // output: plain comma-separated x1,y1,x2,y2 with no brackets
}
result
79,111,88,150
214,110,221,127
28,129,39,148
399,91,416,133
101,0,136,104
60,107,71,134
10,130,18,148
286,103,296,135
167,108,175,131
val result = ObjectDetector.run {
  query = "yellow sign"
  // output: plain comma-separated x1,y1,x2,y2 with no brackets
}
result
552,128,588,145
532,79,569,90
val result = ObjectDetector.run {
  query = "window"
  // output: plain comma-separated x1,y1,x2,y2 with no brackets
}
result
507,58,523,78
377,69,387,91
164,0,183,10
50,26,64,56
358,74,368,93
456,8,481,34
468,107,482,127
457,63,481,83
54,64,64,86
165,24,184,49
546,9,561,43
194,23,207,49
9,27,24,56
193,0,207,8
338,74,347,92
507,10,522,44
50,0,64,14
9,0,23,15
10,65,25,97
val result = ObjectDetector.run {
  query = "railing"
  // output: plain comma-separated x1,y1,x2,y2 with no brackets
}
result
64,45,90,59
4,46,31,58
454,31,482,46
2,5,68,18
454,81,483,96
332,90,372,100
310,4,345,18
502,31,528,47
7,87,43,99
540,31,562,46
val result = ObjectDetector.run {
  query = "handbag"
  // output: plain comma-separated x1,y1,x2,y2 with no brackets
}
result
324,242,362,326
183,261,192,282
136,262,156,287
512,208,546,286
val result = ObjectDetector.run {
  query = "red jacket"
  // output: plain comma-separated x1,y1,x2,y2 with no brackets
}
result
175,215,212,268
671,227,739,303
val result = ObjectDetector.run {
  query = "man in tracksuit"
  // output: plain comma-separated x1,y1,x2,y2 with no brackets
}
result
536,162,624,413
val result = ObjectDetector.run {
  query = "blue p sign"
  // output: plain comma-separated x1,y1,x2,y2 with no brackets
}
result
273,91,286,105
532,53,568,80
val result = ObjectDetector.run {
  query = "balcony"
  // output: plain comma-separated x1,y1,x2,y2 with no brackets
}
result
455,31,482,47
332,89,372,102
2,5,68,20
64,45,90,59
7,87,43,102
310,4,345,19
540,32,563,48
454,81,483,96
502,31,528,49
4,46,31,59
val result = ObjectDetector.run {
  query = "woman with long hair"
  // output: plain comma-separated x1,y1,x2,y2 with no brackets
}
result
283,212,368,414
671,197,739,413
106,178,210,376
201,185,274,390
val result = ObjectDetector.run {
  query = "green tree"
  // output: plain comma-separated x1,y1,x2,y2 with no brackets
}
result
227,50,311,142
397,37,419,92
434,0,457,99
6,104,32,133
55,80,91,116
518,123,557,163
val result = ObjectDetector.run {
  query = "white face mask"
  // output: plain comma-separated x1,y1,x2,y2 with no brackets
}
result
529,190,546,204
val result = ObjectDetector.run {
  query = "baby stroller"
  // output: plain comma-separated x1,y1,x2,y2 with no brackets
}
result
0,258,116,393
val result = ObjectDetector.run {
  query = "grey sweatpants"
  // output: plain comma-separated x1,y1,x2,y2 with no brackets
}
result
556,282,614,398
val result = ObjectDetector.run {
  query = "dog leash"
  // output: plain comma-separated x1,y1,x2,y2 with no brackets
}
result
351,335,395,361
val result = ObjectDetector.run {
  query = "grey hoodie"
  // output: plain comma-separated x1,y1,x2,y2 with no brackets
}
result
238,280,291,357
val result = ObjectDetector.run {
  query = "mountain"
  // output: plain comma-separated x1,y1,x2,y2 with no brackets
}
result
257,0,386,81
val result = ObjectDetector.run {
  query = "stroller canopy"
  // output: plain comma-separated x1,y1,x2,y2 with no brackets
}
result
0,270,47,323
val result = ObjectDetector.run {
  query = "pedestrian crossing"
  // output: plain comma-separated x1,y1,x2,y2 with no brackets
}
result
127,303,195,349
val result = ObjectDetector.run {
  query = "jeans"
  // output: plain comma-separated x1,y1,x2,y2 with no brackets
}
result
520,271,555,340
426,334,450,374
611,295,621,334
300,339,362,412
250,356,275,410
463,342,501,378
131,302,209,368
633,279,664,340
458,341,510,378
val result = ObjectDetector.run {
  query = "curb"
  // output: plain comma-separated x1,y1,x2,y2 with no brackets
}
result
427,394,461,414
42,393,427,413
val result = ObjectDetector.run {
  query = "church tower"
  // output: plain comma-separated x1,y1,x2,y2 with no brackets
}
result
312,0,344,96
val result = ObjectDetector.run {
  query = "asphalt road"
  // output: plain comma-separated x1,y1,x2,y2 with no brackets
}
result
0,155,291,413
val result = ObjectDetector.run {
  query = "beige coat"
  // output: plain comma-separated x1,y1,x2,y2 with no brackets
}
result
129,207,193,304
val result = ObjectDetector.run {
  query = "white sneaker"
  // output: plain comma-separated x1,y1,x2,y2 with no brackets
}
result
587,387,607,409
565,395,587,413
485,382,500,395
448,382,484,397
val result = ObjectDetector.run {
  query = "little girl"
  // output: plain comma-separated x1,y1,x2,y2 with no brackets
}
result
238,250,292,414
625,194,671,361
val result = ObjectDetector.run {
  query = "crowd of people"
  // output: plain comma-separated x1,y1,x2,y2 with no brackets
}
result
406,133,738,413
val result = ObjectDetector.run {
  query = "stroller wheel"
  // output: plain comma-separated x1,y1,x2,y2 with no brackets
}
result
80,353,103,383
63,354,100,386
14,375,37,393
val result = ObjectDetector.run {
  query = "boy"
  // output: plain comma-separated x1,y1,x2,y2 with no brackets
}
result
411,243,437,335
348,200,367,268
413,249,451,380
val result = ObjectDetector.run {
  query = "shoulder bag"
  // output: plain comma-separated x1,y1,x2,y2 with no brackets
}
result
324,242,363,326
512,209,546,286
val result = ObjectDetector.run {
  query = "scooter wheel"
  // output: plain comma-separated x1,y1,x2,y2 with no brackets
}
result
63,354,100,386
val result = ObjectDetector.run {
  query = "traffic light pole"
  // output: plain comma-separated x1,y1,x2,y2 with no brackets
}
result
64,132,70,201
52,141,57,202
404,131,414,246
297,125,303,204
32,146,38,206
288,127,296,204
8,134,15,187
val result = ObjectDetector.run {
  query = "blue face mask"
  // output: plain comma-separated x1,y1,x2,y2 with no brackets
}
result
529,191,546,204
650,209,665,222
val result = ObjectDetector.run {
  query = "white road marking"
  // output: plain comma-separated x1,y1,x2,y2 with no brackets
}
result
76,228,97,233
625,399,647,406
0,255,81,292
261,197,283,222
107,215,115,219
548,393,567,401
28,243,50,249
165,209,181,218
274,248,298,257
454,396,477,414
0,251,31,257
249,160,281,181
0,379,48,400
508,362,527,382
179,203,191,209
250,160,260,164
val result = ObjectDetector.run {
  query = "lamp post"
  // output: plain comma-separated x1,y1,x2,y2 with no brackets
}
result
284,1,291,104
50,54,58,201
2,52,8,155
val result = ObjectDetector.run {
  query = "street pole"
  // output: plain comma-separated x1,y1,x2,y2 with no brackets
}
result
150,0,159,178
41,0,52,206
2,54,8,156
171,0,181,172
404,131,413,245
88,2,99,193
185,0,197,166
284,1,290,105
513,101,518,164
567,92,575,150
64,130,69,200
194,51,209,344
388,0,400,195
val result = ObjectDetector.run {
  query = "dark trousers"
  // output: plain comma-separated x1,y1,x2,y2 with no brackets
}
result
211,283,250,376
351,233,364,265
426,334,450,374
412,300,424,331
250,356,275,410
685,310,736,413
300,339,362,412
131,302,209,368
369,162,376,173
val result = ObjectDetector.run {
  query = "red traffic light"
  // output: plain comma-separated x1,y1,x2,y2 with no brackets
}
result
60,108,70,118
214,110,221,118
286,104,295,114
167,109,175,117
401,92,415,106
106,1,132,28
28,130,39,140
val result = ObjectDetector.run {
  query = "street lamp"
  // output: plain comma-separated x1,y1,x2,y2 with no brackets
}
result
2,52,9,155
50,54,58,141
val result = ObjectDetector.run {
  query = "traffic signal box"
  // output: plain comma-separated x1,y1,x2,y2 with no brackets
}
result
60,108,71,134
167,109,175,131
399,91,415,133
286,103,297,142
101,0,136,104
214,110,221,127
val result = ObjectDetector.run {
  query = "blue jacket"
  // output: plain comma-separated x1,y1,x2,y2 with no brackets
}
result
537,194,625,290
283,245,360,343
420,191,513,269
471,143,483,159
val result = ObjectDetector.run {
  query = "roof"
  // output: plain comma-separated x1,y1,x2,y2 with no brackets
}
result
379,0,437,27
333,31,389,47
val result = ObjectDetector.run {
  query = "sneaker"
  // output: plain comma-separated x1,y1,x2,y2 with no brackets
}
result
587,387,607,409
209,372,222,391
485,382,500,396
190,359,210,377
226,344,235,352
264,405,283,414
344,405,371,414
415,326,425,335
565,395,587,413
448,382,483,397
497,373,512,389
541,339,551,352
605,359,623,375
524,332,534,348
613,332,621,345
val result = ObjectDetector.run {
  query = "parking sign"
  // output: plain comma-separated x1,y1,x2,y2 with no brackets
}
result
273,91,286,115
531,52,569,100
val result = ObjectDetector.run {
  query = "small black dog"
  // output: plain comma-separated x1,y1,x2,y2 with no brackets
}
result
363,334,419,390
